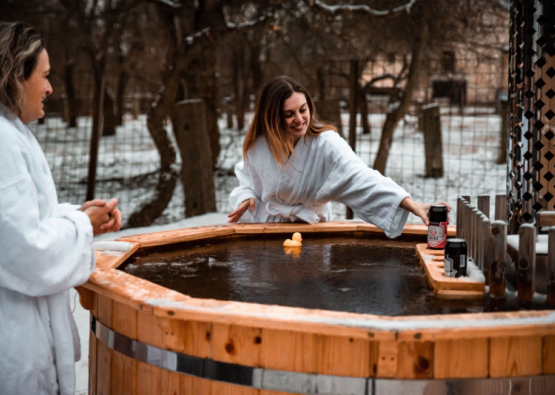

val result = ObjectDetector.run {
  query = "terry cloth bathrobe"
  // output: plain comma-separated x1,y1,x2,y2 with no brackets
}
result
0,106,95,395
229,130,411,239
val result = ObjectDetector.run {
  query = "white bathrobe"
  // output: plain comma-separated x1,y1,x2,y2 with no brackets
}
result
230,130,411,238
0,107,95,395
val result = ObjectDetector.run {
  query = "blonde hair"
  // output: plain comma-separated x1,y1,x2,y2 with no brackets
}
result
243,76,337,169
0,22,45,117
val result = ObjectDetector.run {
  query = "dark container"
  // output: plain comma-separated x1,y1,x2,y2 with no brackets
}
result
427,204,448,249
444,238,467,278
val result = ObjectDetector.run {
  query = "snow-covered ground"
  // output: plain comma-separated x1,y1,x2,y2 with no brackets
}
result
33,104,506,228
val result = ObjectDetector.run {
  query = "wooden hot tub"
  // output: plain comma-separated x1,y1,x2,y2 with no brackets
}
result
79,222,555,395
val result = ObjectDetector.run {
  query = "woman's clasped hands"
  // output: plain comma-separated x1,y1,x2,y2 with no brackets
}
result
80,198,122,235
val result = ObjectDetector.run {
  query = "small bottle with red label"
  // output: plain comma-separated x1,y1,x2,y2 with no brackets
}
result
427,204,448,249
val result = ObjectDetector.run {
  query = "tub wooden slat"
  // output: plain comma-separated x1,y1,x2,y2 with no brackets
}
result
89,293,99,395
96,295,113,395
136,360,161,395
96,340,113,395
490,336,543,377
158,318,212,357
209,380,260,395
260,329,316,373
396,341,434,379
183,374,210,394
212,323,262,366
137,312,164,349
544,335,555,374
315,334,372,377
376,340,399,377
109,352,124,395
433,338,488,378
112,301,138,340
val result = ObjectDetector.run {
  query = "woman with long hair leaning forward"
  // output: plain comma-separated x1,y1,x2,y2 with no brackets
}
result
228,76,448,238
0,22,122,394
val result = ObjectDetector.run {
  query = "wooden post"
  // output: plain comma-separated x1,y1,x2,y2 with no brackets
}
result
497,99,508,164
477,195,490,219
517,223,535,301
347,59,359,220
132,96,139,120
456,197,463,238
422,103,444,178
481,214,491,284
548,227,555,305
490,220,506,297
495,194,507,222
172,99,217,217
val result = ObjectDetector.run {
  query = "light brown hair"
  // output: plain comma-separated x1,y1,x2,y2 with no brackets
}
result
243,76,337,168
0,22,45,117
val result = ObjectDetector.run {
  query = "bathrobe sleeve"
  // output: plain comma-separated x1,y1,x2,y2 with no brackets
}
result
0,127,94,297
315,131,411,238
229,161,258,209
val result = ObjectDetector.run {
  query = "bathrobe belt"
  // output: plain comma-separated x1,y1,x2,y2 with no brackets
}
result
265,201,327,224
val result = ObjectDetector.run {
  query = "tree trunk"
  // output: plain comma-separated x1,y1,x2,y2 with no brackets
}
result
115,67,128,126
360,89,371,135
373,23,429,175
64,58,78,128
102,88,117,136
127,56,182,227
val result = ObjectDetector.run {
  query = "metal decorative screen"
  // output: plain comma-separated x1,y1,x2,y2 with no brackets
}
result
508,0,555,233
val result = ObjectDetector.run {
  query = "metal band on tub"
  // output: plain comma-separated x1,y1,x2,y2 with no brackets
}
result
91,315,555,395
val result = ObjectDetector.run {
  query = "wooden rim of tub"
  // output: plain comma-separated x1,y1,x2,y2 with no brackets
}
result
81,221,555,342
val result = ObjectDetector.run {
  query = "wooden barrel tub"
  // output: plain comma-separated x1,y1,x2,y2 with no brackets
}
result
79,222,555,395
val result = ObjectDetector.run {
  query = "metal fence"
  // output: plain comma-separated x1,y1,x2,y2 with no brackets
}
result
32,53,509,227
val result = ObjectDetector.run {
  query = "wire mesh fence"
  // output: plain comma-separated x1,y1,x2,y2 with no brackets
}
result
32,52,508,228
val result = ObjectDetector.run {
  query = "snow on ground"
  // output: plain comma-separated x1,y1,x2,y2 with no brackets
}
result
33,104,506,229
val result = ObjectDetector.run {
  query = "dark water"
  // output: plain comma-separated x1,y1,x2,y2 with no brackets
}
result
119,235,553,316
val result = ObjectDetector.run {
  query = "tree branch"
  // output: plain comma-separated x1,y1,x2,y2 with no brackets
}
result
309,0,417,19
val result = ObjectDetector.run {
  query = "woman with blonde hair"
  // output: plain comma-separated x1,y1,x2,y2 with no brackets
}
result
0,22,122,394
229,76,447,237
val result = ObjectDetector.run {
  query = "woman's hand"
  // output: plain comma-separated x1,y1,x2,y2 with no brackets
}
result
84,198,122,235
400,197,450,226
227,198,256,223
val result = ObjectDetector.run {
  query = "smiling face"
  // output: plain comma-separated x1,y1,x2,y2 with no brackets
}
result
19,49,52,124
283,91,310,144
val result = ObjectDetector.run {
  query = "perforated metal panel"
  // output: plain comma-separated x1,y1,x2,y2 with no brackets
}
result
508,0,555,233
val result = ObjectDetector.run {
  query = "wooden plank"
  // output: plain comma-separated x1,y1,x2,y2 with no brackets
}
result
136,360,161,395
96,339,112,395
110,302,138,394
416,244,485,295
212,323,262,366
112,300,138,340
109,352,124,395
434,339,488,378
158,318,212,358
315,334,372,377
396,341,434,379
376,341,398,378
94,245,138,270
261,329,316,373
490,336,543,377
89,328,98,395
121,353,137,395
543,335,555,374
182,374,210,395
120,225,235,248
209,380,259,395
137,312,164,348
96,294,113,395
